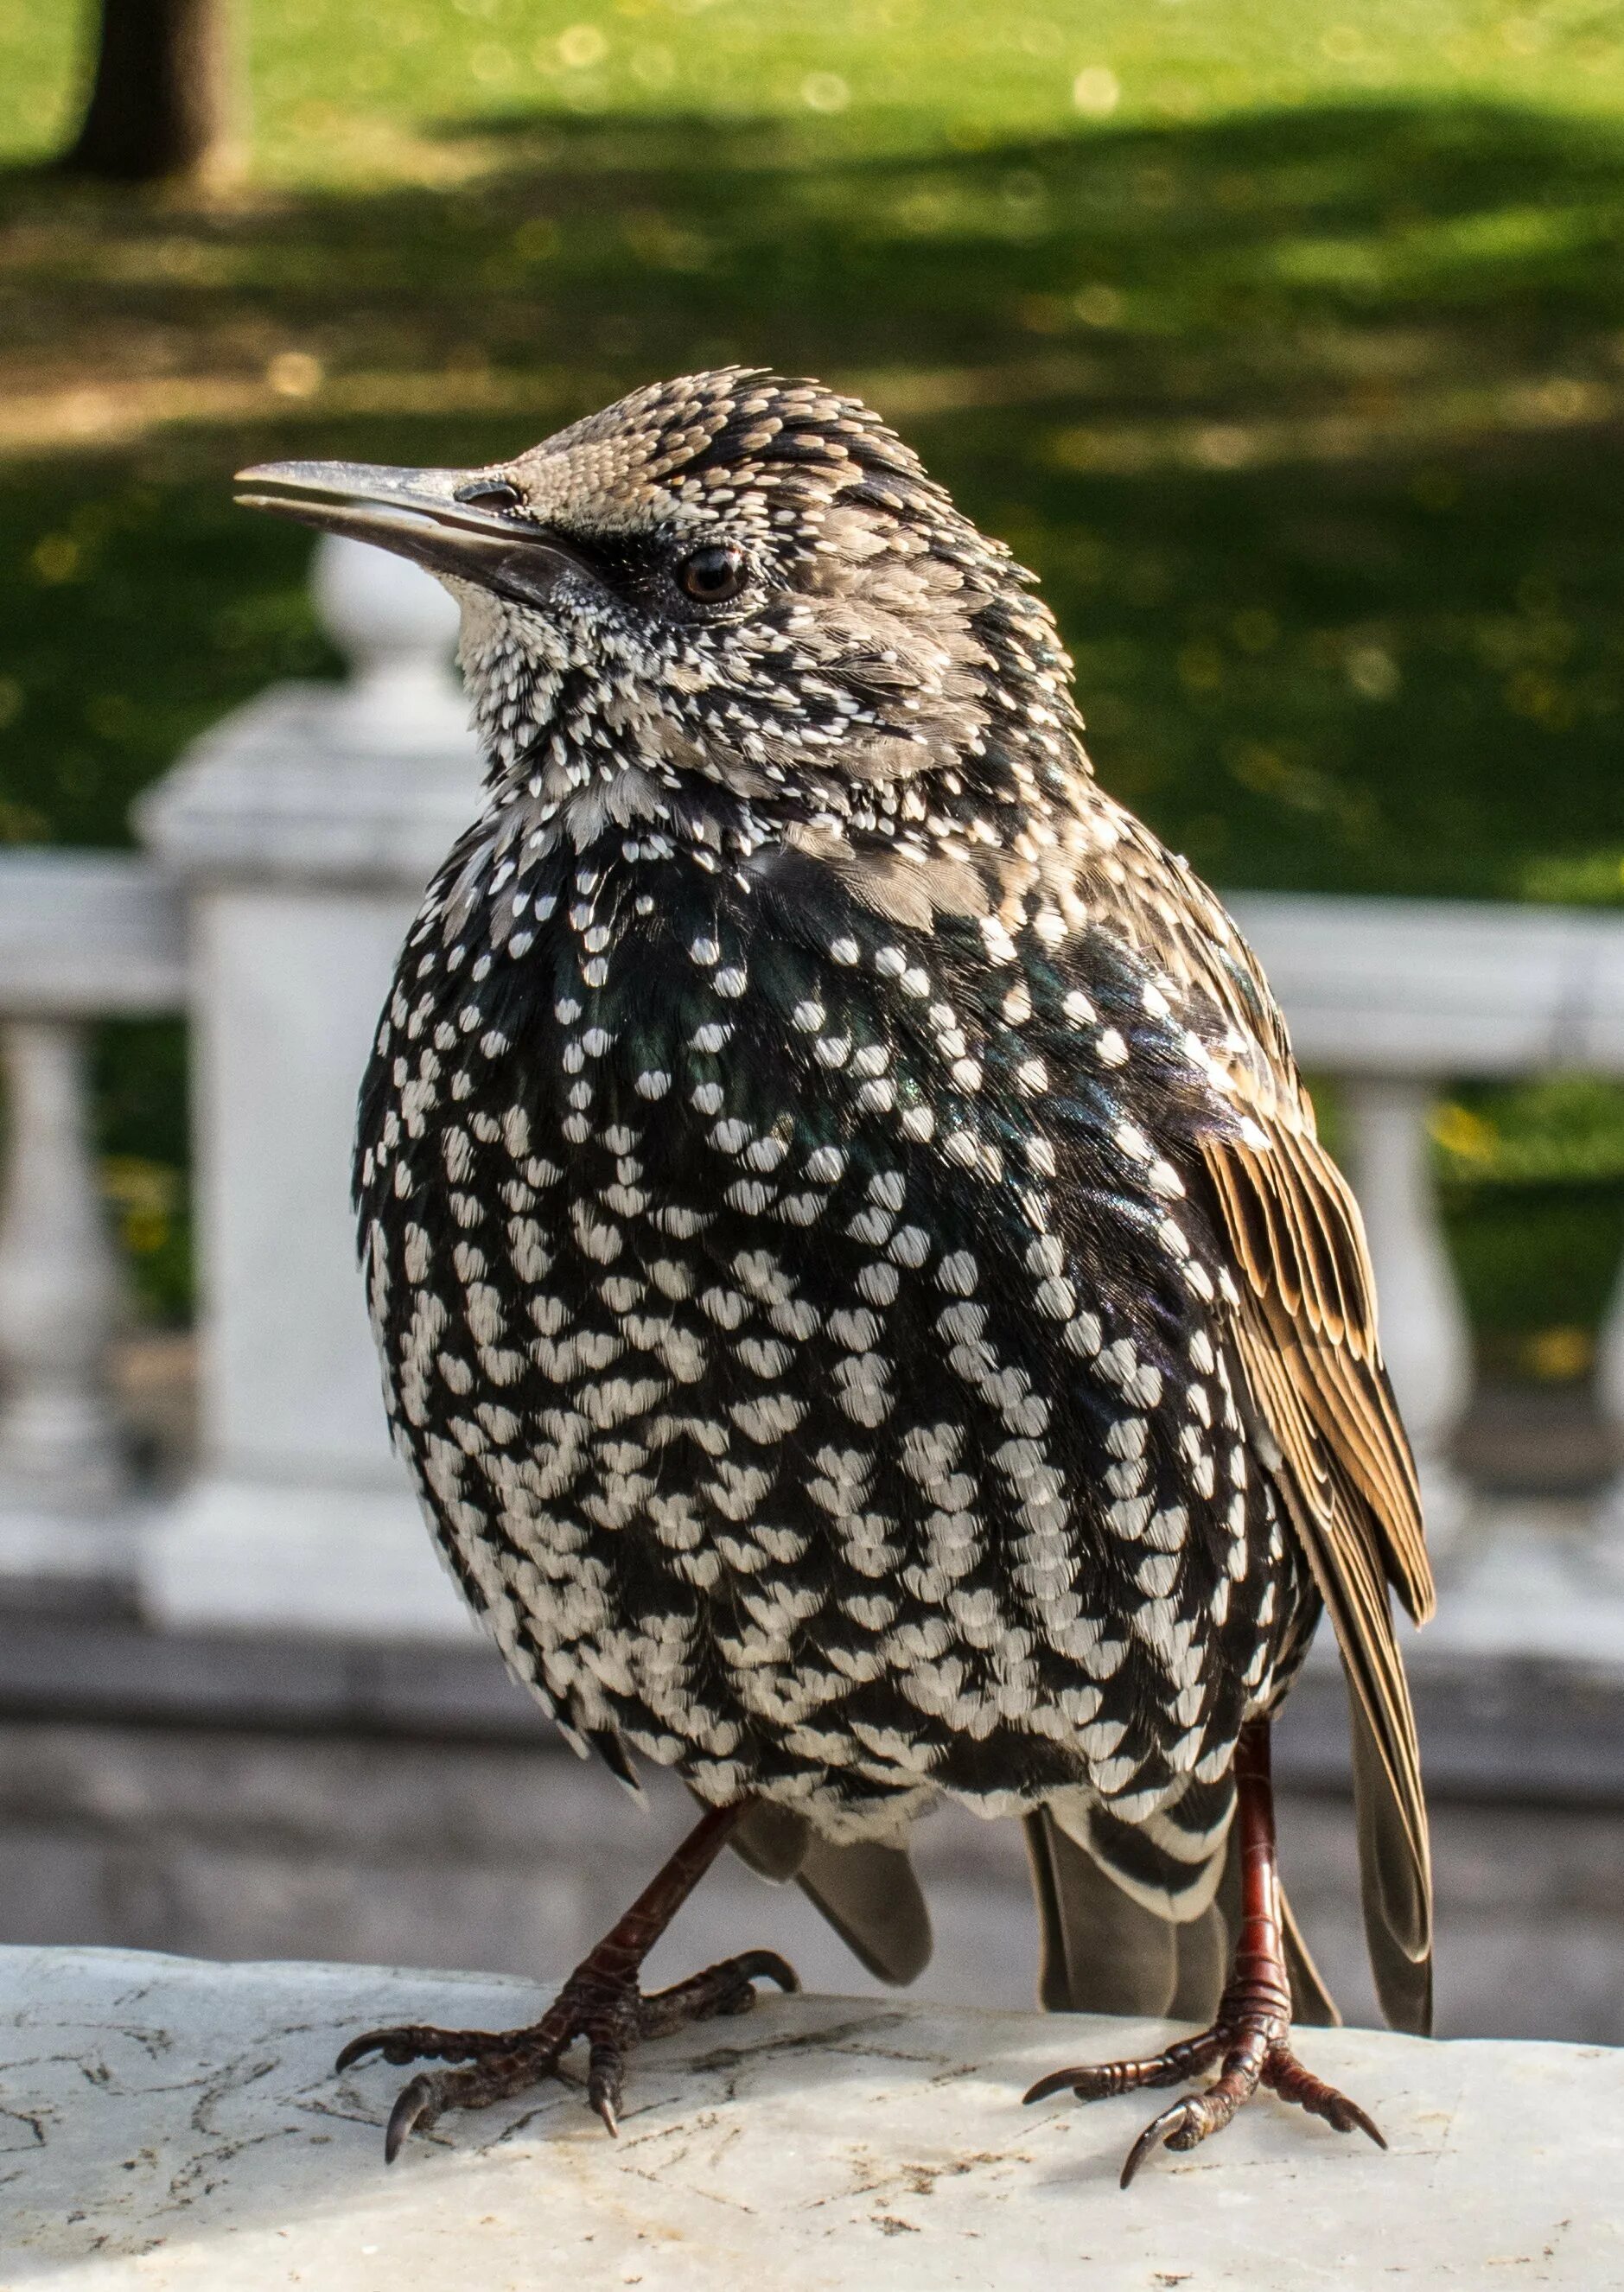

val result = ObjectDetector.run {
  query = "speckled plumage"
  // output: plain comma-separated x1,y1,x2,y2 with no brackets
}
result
337,369,1430,2009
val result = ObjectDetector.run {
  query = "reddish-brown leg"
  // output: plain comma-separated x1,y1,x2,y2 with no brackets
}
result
1024,1721,1385,2187
335,1801,797,2160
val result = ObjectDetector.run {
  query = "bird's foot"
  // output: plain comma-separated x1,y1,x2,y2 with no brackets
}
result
1023,2001,1385,2188
336,1945,798,2161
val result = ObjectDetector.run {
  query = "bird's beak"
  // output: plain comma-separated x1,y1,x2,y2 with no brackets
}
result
232,459,591,608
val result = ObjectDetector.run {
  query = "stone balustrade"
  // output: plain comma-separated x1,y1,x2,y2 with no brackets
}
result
0,852,186,1589
2,534,1623,1655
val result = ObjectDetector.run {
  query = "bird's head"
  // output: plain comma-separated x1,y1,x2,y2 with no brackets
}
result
237,367,1086,854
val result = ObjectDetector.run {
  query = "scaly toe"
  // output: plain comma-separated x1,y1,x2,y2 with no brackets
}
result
343,1940,792,2161
1024,2028,1226,2111
1261,2047,1388,2149
636,1948,800,2040
336,2021,514,2074
338,2025,435,2073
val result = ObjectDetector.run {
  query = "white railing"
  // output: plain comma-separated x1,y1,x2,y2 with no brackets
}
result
2,535,1622,1655
1232,891,1624,1576
0,853,186,1584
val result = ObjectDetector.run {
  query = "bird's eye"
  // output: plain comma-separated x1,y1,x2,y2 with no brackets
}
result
677,543,748,604
455,479,523,513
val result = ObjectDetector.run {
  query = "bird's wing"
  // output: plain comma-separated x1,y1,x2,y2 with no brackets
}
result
1207,1122,1434,2033
1099,818,1434,2031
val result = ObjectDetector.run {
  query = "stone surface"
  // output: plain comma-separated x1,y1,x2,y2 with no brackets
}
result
3,1945,1620,2289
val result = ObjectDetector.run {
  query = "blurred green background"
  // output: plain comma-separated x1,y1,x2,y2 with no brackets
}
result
3,0,1624,1378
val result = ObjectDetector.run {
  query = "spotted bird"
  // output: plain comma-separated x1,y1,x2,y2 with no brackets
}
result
237,369,1433,2184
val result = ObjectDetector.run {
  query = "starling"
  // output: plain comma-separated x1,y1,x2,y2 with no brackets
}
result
237,369,1432,2182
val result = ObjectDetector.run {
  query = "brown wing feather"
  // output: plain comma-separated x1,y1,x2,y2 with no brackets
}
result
1209,1150,1435,2033
1086,805,1434,2028
1198,1028,1434,2030
1205,1120,1431,1622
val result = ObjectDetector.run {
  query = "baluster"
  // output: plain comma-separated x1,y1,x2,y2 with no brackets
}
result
134,532,480,1637
0,1018,126,1512
1339,1075,1472,1557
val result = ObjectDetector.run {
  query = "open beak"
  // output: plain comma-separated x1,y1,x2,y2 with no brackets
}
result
232,459,590,608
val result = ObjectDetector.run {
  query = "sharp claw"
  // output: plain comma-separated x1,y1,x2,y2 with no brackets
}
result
384,2073,439,2164
335,2029,390,2073
729,1948,799,1995
1030,2009,1381,2184
343,1946,784,2164
587,2042,624,2136
1120,2099,1193,2190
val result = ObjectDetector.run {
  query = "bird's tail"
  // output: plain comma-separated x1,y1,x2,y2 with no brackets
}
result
728,1786,1336,2024
1022,1802,1339,2024
729,1799,933,1987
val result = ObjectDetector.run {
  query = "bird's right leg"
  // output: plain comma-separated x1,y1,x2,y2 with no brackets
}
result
1024,1722,1385,2187
334,1799,797,2160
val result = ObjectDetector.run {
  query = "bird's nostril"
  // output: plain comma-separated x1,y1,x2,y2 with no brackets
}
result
455,479,523,513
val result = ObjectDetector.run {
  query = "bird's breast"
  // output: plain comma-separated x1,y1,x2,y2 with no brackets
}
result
353,845,1312,1826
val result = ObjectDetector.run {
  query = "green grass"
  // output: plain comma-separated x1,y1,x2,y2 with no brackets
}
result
14,3,1624,185
5,1,1624,1361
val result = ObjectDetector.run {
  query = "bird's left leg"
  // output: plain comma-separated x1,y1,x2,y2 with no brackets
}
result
1024,1720,1385,2187
335,1799,797,2159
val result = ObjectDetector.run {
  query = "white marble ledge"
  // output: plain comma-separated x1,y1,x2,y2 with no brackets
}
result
3,1945,1620,2290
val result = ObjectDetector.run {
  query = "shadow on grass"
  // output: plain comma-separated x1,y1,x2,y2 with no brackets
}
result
3,92,1624,1337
